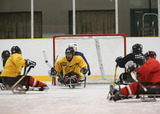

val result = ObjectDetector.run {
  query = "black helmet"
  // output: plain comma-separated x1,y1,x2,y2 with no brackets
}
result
65,47,75,61
1,50,10,59
144,51,156,60
65,47,75,55
11,46,21,54
132,43,143,54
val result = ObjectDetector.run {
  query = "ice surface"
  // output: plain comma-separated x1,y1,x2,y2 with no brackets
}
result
0,82,160,114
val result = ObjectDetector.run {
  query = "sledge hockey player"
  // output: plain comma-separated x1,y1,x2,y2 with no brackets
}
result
1,50,10,68
109,51,160,101
0,50,10,89
0,46,48,91
0,50,10,75
115,43,145,84
50,47,88,86
68,42,91,76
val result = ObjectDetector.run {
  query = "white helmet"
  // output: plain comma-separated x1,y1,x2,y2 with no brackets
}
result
68,42,78,52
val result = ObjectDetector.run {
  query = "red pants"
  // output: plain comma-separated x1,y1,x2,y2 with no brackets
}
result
24,76,45,87
120,82,142,95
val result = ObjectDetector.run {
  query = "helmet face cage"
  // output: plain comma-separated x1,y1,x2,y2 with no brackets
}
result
65,47,75,55
65,47,75,61
144,51,156,60
68,43,78,52
132,43,143,54
11,46,21,54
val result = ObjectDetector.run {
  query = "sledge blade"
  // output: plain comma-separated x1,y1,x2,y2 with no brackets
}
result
11,87,26,94
141,96,156,102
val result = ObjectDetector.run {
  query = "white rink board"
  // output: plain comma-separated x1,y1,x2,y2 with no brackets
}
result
0,37,160,78
126,37,160,62
0,39,53,76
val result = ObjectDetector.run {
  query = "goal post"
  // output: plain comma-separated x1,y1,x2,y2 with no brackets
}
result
53,34,126,85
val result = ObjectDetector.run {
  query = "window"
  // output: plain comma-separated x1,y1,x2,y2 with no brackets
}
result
69,10,115,34
0,12,42,39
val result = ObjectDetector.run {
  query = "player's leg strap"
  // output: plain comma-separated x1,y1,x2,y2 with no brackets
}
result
35,81,39,87
25,76,30,91
124,87,129,99
136,83,140,98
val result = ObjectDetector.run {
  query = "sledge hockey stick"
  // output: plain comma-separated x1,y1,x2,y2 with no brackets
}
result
43,51,52,68
130,71,147,92
113,64,118,87
11,66,32,90
43,51,58,85
43,51,58,68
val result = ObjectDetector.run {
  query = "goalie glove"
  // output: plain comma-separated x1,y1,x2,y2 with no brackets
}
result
80,67,88,75
125,61,137,72
51,67,57,75
25,59,36,68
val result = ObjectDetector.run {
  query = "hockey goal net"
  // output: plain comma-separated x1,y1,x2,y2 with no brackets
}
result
53,34,126,85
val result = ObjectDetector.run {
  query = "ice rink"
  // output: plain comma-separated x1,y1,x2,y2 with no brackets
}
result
0,82,160,114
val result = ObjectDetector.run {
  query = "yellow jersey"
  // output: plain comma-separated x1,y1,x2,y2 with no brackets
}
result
55,56,87,79
1,53,26,77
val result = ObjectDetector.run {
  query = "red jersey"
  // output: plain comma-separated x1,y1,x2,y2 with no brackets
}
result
136,58,160,84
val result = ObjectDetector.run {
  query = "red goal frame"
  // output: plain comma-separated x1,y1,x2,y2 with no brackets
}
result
52,34,126,85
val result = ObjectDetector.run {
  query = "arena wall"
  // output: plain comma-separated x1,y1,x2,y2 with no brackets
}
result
0,37,160,81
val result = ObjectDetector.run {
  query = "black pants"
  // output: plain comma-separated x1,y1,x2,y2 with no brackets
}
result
140,82,160,94
0,77,2,83
2,75,28,88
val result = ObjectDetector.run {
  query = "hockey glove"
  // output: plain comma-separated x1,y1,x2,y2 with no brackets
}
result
51,67,57,75
80,67,88,75
25,59,36,68
115,56,122,64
